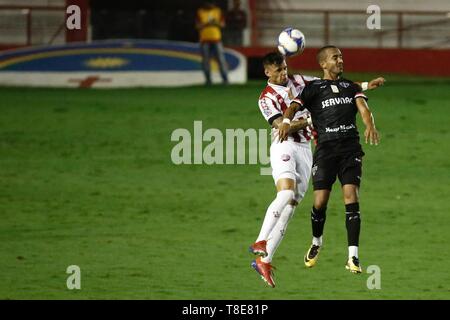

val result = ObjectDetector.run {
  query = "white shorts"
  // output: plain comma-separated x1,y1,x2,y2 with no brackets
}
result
270,140,313,201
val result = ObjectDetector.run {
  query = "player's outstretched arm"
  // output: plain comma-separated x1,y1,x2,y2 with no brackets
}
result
356,98,380,145
368,77,386,90
355,77,386,91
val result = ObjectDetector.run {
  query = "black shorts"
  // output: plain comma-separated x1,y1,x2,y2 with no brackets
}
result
312,137,365,191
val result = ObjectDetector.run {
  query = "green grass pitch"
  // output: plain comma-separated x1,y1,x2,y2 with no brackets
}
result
0,76,449,299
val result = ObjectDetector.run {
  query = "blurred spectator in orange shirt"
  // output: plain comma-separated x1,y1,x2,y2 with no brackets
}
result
196,1,229,85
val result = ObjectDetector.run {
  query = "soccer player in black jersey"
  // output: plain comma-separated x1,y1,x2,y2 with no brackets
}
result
278,46,380,273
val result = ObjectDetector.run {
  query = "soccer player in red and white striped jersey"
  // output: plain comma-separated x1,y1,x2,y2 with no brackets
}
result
249,52,314,288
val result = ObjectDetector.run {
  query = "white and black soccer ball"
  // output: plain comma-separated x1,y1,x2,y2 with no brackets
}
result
277,27,306,57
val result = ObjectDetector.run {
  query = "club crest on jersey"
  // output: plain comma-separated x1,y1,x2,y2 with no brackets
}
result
339,81,350,88
331,85,339,93
281,154,290,162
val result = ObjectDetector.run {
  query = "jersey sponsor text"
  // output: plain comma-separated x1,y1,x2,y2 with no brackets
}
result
322,97,353,109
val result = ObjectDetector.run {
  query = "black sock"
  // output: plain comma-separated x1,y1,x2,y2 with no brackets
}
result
311,206,327,239
345,203,361,246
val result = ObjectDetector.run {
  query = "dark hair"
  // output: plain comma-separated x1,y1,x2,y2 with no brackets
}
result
316,45,338,64
262,51,285,67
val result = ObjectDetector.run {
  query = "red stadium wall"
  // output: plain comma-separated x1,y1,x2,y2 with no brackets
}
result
234,47,450,77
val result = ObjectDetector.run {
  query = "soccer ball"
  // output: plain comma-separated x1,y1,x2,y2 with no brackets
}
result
277,28,306,57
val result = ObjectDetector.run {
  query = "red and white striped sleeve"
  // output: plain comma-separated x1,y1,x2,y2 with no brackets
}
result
258,95,282,124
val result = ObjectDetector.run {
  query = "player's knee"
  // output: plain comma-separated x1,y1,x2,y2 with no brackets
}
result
314,190,330,209
314,197,328,210
344,192,359,203
343,185,359,203
277,189,296,204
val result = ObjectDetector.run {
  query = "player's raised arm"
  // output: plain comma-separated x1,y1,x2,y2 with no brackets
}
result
355,98,380,145
367,77,385,89
355,77,386,91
